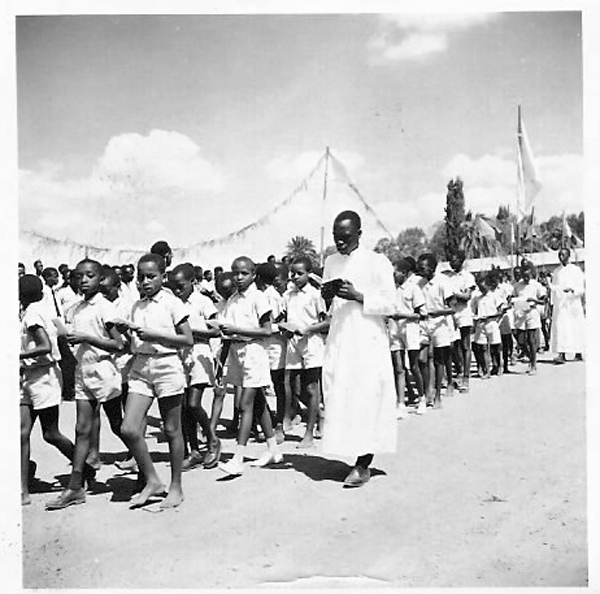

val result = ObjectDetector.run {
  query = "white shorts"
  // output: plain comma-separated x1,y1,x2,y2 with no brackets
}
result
423,317,452,348
225,341,271,389
182,342,215,387
499,310,514,334
285,334,325,370
266,334,287,371
474,320,501,345
75,357,121,403
390,321,421,352
129,353,187,399
20,363,62,410
114,352,133,384
514,307,541,331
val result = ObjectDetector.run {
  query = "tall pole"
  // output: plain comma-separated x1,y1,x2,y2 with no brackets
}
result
319,146,330,267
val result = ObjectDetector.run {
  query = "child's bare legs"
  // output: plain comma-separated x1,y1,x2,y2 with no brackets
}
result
209,385,225,434
442,346,455,397
298,369,320,447
490,344,502,374
459,327,472,390
86,413,101,470
21,405,33,505
38,405,75,461
501,333,512,372
419,344,432,405
158,394,184,508
432,347,446,408
391,350,405,406
407,350,424,410
526,329,539,374
482,345,491,378
121,393,165,505
271,368,286,442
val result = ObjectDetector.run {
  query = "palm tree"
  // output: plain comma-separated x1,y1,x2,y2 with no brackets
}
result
460,213,505,259
285,236,319,267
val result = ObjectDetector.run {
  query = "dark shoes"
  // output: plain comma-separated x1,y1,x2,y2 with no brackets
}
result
343,466,371,488
45,488,86,510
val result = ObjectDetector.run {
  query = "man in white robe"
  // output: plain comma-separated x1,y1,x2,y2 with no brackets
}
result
550,248,585,363
321,210,397,487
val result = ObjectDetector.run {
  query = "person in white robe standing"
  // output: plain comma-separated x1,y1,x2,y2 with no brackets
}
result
321,210,397,488
550,248,585,363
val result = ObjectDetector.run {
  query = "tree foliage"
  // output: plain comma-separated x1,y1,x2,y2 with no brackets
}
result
285,236,319,267
444,178,466,259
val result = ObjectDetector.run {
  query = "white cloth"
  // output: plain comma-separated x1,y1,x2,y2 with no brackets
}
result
550,263,585,353
321,246,397,458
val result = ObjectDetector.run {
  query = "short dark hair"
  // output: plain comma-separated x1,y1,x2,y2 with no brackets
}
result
256,262,278,285
41,267,58,279
138,252,166,274
392,257,413,273
334,210,361,230
231,256,255,272
172,262,195,281
58,263,69,273
150,241,172,257
417,252,437,269
19,274,44,303
75,258,102,273
290,255,313,273
404,256,417,272
100,265,120,286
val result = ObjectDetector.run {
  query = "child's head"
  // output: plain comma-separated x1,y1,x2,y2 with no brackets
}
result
99,265,121,302
404,256,417,274
483,271,498,292
33,260,43,275
203,269,213,282
290,256,312,290
41,267,60,288
171,263,195,302
137,253,165,298
213,266,224,280
121,263,135,283
194,265,204,283
520,261,535,283
18,262,26,277
216,271,235,300
74,259,102,299
417,253,437,280
111,265,123,281
231,256,256,293
449,250,466,273
392,257,412,286
255,262,278,291
150,240,172,269
58,263,70,283
273,263,289,294
19,274,44,307
475,272,488,294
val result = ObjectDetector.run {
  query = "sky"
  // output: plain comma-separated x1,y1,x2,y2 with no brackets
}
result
15,9,585,265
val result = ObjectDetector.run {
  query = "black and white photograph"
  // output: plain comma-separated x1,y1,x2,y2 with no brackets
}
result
2,0,598,590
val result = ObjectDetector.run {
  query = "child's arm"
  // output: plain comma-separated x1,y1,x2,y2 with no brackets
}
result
220,311,273,339
299,313,330,336
133,318,194,348
192,313,220,341
66,324,124,353
20,325,52,360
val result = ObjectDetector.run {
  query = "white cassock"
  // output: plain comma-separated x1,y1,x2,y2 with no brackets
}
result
321,246,397,458
550,263,585,354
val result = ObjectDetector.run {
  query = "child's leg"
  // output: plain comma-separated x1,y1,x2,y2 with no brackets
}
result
527,329,539,372
472,343,483,375
21,405,33,504
432,347,445,409
271,368,286,429
298,369,320,447
490,343,502,374
501,333,511,372
38,405,75,461
157,394,185,508
102,396,126,443
482,344,491,377
418,345,432,404
452,338,463,379
391,350,406,409
237,387,258,449
407,350,424,400
442,346,455,396
460,327,472,388
86,412,101,469
209,385,226,434
121,393,165,503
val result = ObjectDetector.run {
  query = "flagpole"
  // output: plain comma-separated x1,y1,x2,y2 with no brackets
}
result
516,105,521,267
319,146,330,267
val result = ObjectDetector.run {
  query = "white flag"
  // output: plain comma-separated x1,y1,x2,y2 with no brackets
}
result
516,111,542,219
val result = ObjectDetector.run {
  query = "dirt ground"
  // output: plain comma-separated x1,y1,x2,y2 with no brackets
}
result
18,352,587,589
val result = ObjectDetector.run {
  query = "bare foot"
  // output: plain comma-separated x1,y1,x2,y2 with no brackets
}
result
159,486,184,509
297,435,314,449
130,480,166,508
22,492,32,506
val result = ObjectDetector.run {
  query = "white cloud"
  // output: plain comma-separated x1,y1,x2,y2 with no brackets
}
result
20,130,225,246
370,12,498,63
377,151,583,238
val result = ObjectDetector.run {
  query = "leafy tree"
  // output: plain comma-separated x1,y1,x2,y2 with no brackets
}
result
374,237,401,262
428,222,447,261
460,213,504,258
444,178,466,259
285,236,319,267
396,227,429,257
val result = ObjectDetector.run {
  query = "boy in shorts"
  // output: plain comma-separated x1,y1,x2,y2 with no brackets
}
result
45,260,126,510
216,257,282,476
282,256,328,448
20,275,78,506
416,253,455,409
171,263,221,470
119,253,193,508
